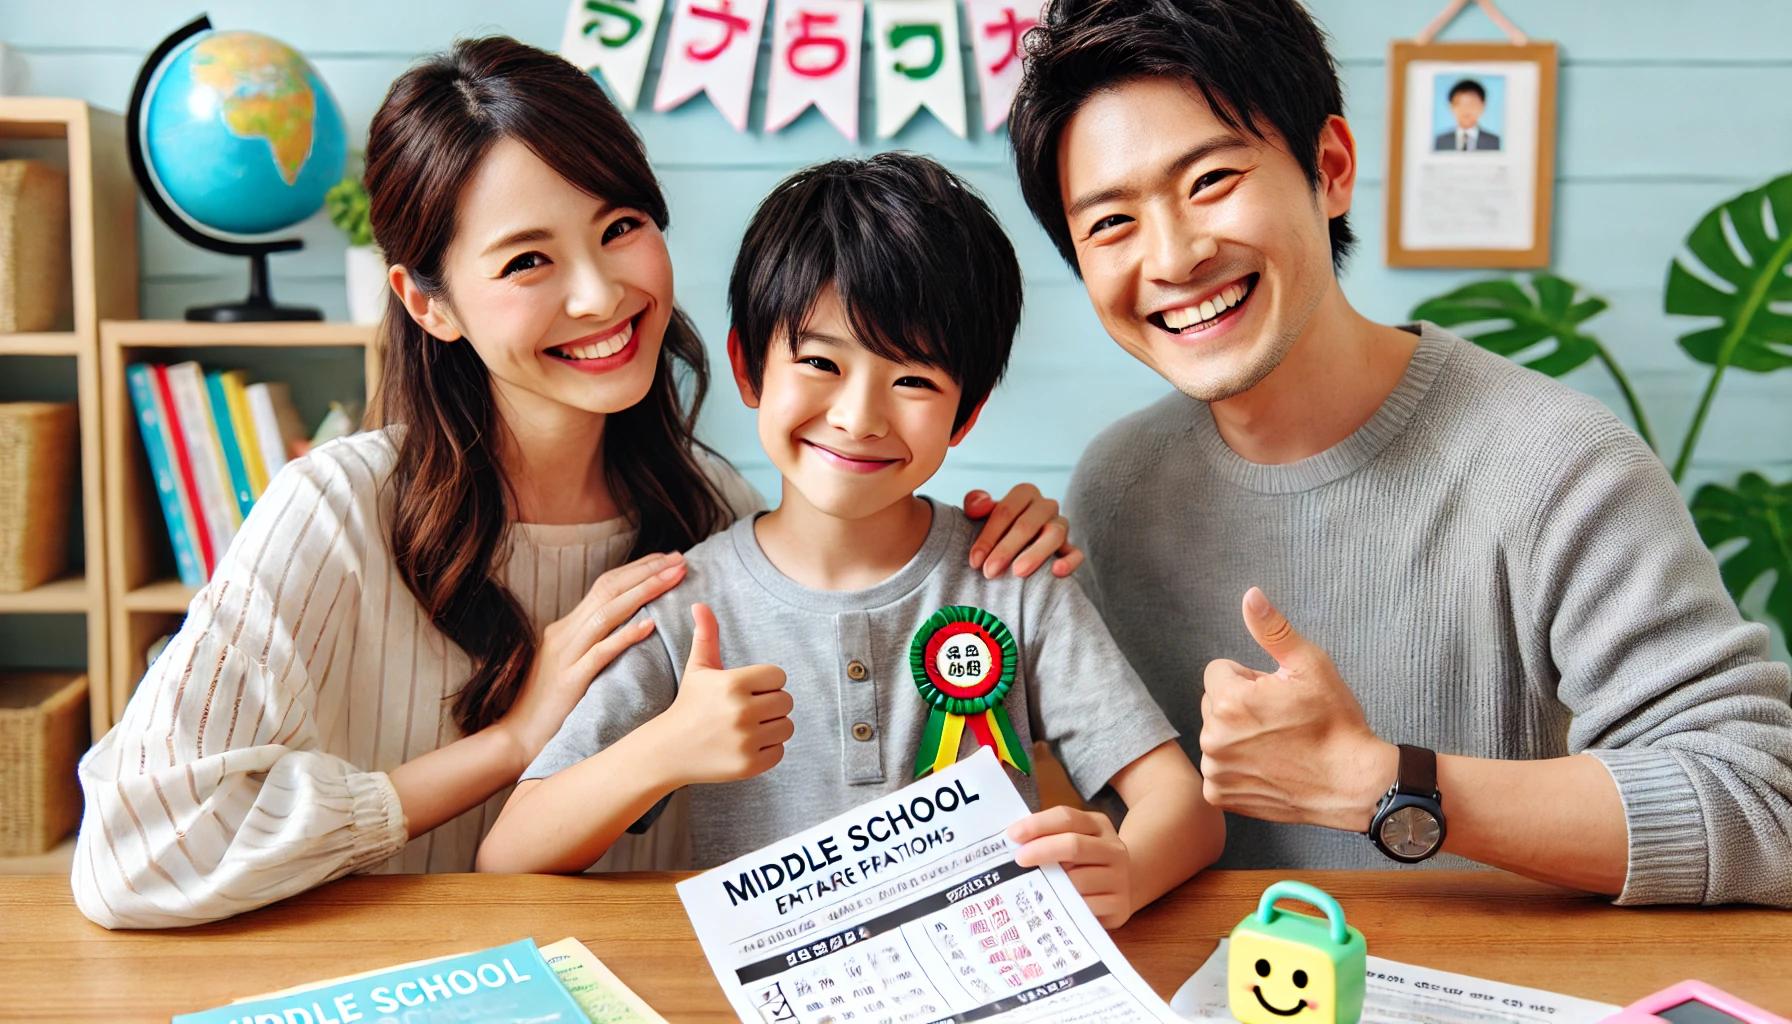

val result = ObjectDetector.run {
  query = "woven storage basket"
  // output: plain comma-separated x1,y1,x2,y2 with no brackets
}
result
0,401,78,593
0,159,72,333
0,673,87,856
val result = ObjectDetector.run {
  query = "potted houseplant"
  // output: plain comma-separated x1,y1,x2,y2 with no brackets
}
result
325,174,383,324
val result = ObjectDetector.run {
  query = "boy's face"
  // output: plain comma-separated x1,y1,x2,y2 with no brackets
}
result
1450,91,1484,129
1055,77,1354,404
733,285,978,522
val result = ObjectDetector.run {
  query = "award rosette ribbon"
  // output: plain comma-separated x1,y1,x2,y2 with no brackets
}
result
910,605,1032,778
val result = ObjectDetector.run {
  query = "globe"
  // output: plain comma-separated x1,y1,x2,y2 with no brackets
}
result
142,29,346,237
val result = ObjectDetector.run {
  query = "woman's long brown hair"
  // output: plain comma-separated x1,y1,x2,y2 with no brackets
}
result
363,36,730,735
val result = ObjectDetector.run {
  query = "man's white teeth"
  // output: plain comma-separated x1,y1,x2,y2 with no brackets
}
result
555,319,634,360
1161,280,1251,331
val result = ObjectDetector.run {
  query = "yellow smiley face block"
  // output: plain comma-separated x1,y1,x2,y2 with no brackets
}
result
1227,882,1365,1024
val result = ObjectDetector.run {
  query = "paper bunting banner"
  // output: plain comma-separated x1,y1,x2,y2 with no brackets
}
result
910,606,1032,778
870,0,968,139
653,0,770,131
966,0,1041,132
561,0,669,110
765,0,865,139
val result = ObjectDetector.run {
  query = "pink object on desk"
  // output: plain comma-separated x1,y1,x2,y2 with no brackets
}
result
1603,980,1790,1024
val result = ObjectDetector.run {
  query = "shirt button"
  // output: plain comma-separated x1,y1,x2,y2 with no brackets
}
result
852,722,875,741
846,660,869,681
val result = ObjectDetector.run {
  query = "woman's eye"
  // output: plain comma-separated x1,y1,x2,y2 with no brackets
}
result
800,356,840,374
602,216,643,244
895,376,940,392
1088,213,1132,237
501,251,549,276
1193,169,1238,194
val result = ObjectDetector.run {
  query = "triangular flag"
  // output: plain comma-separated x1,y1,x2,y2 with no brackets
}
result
560,0,669,110
765,0,865,139
966,0,1041,132
870,0,967,138
654,0,770,131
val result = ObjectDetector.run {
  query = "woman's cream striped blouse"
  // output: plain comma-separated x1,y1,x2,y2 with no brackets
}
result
73,428,762,929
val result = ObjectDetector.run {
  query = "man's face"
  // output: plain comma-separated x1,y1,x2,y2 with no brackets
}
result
1450,91,1484,129
1056,77,1342,403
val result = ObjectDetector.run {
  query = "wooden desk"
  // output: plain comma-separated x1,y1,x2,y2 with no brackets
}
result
3,870,1788,1021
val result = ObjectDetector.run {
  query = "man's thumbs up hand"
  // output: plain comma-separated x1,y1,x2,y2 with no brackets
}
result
1198,588,1397,833
658,603,794,785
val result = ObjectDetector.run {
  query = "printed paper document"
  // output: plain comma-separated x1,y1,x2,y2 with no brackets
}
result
676,748,1185,1024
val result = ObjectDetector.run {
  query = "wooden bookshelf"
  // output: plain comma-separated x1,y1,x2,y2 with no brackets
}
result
0,98,139,738
100,321,378,723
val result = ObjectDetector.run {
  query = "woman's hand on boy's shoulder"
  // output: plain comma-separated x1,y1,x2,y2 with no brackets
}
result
964,485,1085,580
1006,805,1134,929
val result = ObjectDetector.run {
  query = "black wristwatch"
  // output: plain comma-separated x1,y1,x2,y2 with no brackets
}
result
1368,744,1446,863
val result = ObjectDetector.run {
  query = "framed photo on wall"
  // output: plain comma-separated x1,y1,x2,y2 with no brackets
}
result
1385,40,1558,267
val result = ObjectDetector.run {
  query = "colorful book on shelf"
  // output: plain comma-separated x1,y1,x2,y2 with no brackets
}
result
205,371,256,518
246,381,307,483
149,363,216,577
125,364,206,590
171,937,662,1024
219,370,270,498
165,361,241,561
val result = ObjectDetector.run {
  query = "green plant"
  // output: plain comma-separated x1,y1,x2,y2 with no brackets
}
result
325,175,374,248
1691,474,1792,642
1411,273,1655,450
1409,171,1792,643
1665,172,1792,481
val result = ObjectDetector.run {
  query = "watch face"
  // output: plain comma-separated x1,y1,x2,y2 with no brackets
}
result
1379,805,1442,858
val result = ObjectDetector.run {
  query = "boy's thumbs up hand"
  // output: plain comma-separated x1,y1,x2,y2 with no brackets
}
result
1198,588,1397,833
660,603,794,784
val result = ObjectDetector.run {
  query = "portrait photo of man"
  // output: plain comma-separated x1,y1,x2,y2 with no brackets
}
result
1434,77,1502,151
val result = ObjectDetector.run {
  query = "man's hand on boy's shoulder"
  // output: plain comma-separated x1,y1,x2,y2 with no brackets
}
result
964,485,1085,579
1006,806,1133,928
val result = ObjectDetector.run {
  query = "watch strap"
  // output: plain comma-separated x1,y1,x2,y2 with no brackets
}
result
1394,744,1438,798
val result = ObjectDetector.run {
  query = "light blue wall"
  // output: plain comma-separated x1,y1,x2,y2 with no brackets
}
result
5,1,1790,653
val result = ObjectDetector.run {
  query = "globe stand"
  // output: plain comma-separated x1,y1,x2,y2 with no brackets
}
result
186,251,321,323
128,14,325,323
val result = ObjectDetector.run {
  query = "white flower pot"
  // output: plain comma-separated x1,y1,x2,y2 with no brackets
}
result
345,245,387,325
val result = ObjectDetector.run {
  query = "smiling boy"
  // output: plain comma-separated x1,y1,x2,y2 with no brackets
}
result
478,154,1222,926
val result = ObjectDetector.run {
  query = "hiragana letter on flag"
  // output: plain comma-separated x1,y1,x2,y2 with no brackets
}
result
766,0,863,138
871,0,967,137
560,0,668,110
654,0,769,130
687,0,754,60
968,0,1043,131
788,11,848,76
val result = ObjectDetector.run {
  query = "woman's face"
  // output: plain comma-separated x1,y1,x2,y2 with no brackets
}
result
416,137,673,424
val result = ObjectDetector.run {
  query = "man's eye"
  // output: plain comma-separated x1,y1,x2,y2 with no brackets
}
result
1088,213,1132,237
895,376,940,392
800,356,840,373
1192,169,1238,194
603,216,643,244
501,251,549,276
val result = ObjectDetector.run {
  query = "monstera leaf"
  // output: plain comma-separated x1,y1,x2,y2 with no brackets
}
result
1691,472,1792,641
1412,273,1655,449
1666,172,1792,479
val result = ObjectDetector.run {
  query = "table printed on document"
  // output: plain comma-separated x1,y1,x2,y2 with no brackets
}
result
676,749,1186,1024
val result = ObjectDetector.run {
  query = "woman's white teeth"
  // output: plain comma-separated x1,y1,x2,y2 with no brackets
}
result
556,319,633,359
1161,281,1250,331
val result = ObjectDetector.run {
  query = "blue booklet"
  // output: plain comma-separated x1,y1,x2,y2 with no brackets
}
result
173,938,590,1024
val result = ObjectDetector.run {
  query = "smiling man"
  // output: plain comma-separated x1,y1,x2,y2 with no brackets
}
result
1009,0,1792,905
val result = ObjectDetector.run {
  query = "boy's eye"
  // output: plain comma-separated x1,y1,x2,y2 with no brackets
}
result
799,355,840,374
895,376,940,392
1192,169,1238,194
1088,213,1132,237
603,216,643,244
501,251,549,276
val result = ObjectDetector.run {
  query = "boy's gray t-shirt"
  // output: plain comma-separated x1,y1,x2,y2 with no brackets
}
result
522,498,1178,868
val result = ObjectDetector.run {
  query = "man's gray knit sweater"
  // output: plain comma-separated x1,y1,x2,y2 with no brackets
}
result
1066,322,1792,906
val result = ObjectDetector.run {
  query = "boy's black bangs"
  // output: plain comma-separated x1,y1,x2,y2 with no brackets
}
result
729,155,1023,433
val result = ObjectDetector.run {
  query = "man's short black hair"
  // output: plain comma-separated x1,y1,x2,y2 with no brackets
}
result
1009,0,1355,275
728,153,1022,433
1448,78,1486,103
